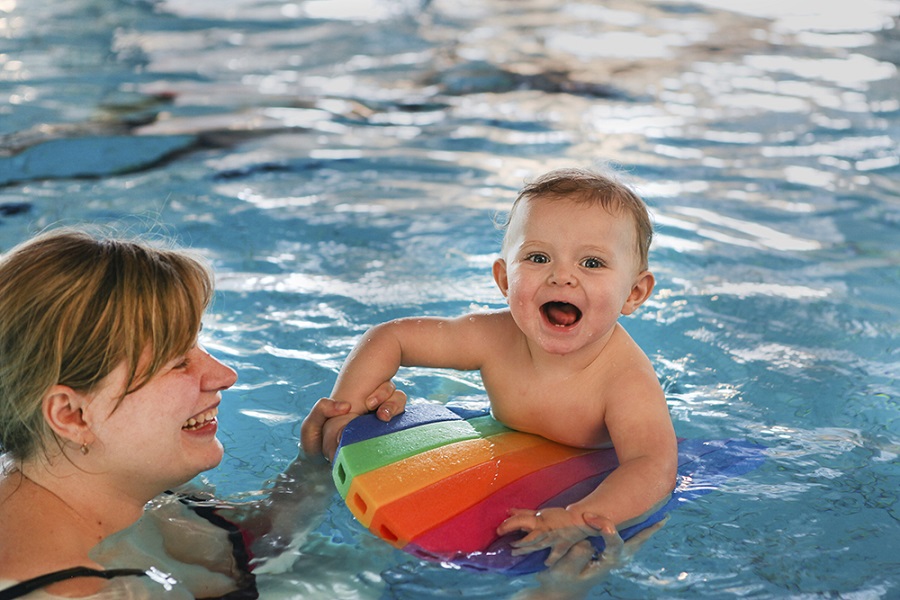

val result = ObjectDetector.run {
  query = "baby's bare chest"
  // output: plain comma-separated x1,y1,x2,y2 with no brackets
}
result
482,372,612,447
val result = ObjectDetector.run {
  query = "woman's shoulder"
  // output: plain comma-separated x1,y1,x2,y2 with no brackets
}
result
0,473,104,584
0,578,60,599
0,571,188,600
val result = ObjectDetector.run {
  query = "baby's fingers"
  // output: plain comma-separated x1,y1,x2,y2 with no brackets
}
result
509,530,550,554
496,508,539,536
509,530,546,547
366,381,407,421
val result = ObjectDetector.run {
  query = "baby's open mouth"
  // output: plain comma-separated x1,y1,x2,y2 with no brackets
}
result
542,301,582,327
183,407,218,430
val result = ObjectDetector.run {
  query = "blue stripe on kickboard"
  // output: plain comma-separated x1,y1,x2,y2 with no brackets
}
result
445,405,493,420
337,403,464,447
455,438,766,574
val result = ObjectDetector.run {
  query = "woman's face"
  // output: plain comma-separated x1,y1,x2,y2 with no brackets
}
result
82,343,237,497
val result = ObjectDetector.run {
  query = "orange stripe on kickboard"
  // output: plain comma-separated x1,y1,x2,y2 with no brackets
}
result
409,448,620,556
344,431,548,526
368,438,591,547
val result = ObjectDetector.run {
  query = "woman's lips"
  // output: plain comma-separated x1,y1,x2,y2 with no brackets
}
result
183,406,218,430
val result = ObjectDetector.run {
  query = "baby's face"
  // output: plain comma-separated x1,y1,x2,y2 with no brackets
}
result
495,195,644,356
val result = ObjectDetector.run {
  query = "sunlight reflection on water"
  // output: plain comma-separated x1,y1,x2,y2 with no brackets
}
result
1,0,898,597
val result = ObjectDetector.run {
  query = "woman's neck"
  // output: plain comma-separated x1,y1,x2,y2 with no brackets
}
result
16,457,147,540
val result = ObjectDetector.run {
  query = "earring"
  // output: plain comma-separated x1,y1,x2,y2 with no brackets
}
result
80,443,90,455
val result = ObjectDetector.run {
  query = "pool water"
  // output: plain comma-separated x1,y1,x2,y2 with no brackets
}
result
2,0,898,598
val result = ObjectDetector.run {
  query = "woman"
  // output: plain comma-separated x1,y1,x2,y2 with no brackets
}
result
0,228,405,599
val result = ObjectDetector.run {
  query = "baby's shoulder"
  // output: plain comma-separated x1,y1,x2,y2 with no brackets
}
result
454,309,520,339
606,324,655,365
599,329,665,401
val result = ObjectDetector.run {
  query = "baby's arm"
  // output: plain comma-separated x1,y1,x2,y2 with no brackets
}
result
301,315,493,459
497,370,677,565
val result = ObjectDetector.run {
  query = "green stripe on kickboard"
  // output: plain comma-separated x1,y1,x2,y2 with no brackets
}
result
466,414,513,438
332,420,481,498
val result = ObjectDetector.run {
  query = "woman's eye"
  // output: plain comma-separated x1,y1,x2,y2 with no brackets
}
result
582,257,603,269
525,253,549,264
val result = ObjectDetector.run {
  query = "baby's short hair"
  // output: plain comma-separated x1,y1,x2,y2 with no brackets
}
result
501,166,653,271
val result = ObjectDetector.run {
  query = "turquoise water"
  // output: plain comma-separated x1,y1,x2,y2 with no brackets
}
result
2,0,899,598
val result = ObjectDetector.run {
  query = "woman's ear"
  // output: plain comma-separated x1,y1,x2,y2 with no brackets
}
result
621,270,655,316
42,385,92,447
492,258,509,298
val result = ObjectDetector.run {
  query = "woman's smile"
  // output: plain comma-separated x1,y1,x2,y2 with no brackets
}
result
183,406,219,431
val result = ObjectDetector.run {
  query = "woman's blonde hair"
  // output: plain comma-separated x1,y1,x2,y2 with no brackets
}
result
0,227,214,461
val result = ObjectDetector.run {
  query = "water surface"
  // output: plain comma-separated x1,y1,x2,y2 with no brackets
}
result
1,1,898,598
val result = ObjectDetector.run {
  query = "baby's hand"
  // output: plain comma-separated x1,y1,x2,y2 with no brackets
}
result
512,515,667,600
300,398,351,460
363,379,407,423
497,506,598,566
299,381,407,461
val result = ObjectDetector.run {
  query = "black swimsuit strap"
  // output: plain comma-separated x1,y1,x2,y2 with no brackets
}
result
0,567,146,600
1,495,258,600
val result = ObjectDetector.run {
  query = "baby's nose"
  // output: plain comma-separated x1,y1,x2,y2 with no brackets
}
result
549,266,577,286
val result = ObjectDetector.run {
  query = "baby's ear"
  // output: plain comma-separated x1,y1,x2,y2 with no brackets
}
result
621,270,655,315
492,258,509,298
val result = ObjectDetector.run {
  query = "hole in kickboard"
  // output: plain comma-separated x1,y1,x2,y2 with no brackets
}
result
352,493,368,514
336,463,346,485
379,524,399,543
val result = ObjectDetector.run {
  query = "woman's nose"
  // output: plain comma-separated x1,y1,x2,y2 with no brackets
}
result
198,347,238,391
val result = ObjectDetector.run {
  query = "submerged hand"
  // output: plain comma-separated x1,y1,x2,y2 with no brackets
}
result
513,515,668,600
497,506,596,566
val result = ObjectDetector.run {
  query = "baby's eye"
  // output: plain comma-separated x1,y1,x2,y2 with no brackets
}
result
581,257,604,269
525,253,550,264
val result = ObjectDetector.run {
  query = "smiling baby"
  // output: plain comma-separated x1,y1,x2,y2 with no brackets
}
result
305,166,678,566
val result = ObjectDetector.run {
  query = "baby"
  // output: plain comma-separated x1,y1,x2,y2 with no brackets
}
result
303,166,677,565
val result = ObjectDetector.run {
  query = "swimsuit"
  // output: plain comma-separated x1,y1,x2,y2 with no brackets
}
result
0,568,148,600
0,495,258,600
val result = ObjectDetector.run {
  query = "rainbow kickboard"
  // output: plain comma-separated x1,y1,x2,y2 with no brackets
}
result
332,404,766,574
